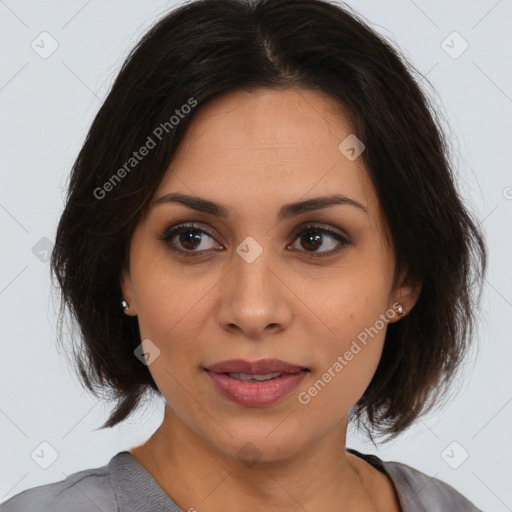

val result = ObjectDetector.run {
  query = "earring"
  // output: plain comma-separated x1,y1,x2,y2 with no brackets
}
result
121,299,129,311
396,303,405,315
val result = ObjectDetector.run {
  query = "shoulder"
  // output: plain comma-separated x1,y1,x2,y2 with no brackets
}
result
383,459,482,511
347,448,482,512
0,460,118,512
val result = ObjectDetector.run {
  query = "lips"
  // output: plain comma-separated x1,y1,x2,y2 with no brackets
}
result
206,358,308,375
204,358,309,407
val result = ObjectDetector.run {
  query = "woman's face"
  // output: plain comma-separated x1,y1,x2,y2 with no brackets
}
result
121,88,417,462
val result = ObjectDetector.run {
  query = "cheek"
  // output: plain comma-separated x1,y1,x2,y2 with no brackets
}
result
133,282,210,419
131,268,218,406
301,265,393,410
317,268,392,350
326,294,391,373
132,258,212,341
300,321,387,420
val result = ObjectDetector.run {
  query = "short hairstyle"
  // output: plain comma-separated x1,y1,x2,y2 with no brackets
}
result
50,0,487,442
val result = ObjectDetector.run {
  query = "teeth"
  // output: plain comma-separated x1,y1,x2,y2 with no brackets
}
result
228,372,283,382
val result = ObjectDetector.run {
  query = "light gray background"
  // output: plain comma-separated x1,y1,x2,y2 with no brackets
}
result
1,0,511,510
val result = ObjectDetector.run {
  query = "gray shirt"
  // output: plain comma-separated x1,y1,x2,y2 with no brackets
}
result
0,448,482,511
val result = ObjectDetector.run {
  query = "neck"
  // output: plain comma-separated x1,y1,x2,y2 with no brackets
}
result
130,404,382,512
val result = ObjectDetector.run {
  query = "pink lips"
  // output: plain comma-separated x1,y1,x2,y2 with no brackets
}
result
205,358,309,407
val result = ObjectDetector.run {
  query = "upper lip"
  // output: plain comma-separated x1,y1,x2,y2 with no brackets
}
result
205,358,308,374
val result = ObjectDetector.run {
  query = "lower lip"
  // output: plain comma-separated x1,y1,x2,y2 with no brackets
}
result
205,370,308,407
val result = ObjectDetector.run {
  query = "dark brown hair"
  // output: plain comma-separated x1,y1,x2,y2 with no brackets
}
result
50,0,487,442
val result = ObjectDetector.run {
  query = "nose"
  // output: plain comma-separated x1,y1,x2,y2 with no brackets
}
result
216,241,293,339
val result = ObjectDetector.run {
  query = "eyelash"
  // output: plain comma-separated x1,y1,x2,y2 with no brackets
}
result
158,222,351,259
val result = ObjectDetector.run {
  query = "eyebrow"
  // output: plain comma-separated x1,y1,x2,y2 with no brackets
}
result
152,192,368,220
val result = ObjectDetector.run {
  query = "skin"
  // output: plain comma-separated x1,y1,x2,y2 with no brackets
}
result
121,87,420,512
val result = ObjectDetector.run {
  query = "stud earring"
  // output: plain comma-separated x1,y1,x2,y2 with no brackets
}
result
121,299,129,311
396,303,405,315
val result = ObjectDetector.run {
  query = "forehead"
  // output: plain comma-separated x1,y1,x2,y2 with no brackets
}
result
170,88,358,161
154,88,380,226
179,87,352,146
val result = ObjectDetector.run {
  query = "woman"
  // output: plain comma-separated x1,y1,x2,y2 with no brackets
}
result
1,0,487,510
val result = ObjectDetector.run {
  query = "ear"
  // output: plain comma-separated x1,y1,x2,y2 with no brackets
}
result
389,266,422,322
120,266,137,316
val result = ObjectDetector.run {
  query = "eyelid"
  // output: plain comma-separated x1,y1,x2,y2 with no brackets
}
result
159,221,220,245
290,223,351,244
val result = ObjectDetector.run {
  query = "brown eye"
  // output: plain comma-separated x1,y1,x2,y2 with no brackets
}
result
159,223,220,256
289,224,350,258
176,229,203,250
